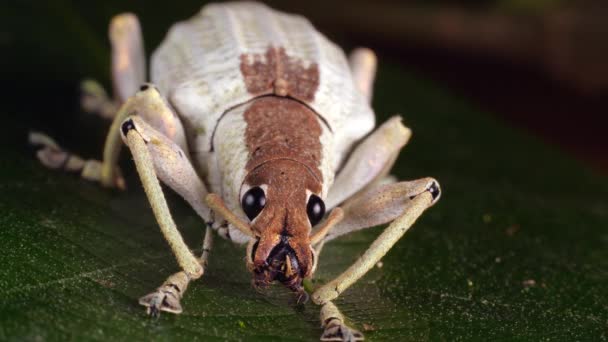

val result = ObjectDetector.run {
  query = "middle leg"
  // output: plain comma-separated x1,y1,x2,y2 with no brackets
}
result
325,116,411,209
349,48,377,103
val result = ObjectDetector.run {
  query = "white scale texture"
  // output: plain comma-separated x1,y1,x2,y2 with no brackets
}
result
151,2,376,242
152,2,374,164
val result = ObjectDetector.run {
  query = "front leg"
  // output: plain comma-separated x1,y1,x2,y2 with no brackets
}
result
119,114,215,315
121,118,203,277
140,224,214,316
312,179,440,340
319,301,363,342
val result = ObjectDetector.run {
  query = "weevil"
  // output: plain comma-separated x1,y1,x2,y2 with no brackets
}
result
30,2,441,341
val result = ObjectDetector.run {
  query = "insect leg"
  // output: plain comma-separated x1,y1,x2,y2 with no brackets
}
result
205,194,254,238
310,207,344,245
121,118,204,279
80,79,117,120
99,84,190,188
82,13,145,119
326,178,440,242
318,301,363,342
110,13,146,104
31,15,149,188
120,114,211,224
140,224,214,316
28,131,125,189
325,116,411,209
311,180,438,340
349,47,377,103
311,178,402,290
312,180,439,305
29,86,136,189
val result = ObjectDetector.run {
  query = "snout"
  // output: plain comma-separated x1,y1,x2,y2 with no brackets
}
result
248,236,308,301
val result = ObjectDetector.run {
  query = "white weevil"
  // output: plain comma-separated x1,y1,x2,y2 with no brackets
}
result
30,2,441,341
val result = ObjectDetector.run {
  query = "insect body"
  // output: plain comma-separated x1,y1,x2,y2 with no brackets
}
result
30,3,441,341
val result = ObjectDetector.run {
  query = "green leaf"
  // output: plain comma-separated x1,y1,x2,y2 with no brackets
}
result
1,2,607,341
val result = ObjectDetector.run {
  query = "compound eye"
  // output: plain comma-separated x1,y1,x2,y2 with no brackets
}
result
241,186,266,221
306,194,325,226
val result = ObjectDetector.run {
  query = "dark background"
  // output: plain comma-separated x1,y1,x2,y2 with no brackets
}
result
1,1,607,341
3,0,607,174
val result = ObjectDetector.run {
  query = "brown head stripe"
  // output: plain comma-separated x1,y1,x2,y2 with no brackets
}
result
243,96,323,283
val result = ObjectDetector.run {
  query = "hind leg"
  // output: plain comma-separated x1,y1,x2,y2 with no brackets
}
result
349,48,377,103
82,13,146,118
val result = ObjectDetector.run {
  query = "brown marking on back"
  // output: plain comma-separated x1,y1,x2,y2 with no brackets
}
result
240,46,320,102
244,97,323,184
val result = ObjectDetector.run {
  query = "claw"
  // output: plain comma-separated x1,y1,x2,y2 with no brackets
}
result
296,290,309,305
148,304,160,319
321,319,364,342
80,79,117,119
139,289,183,317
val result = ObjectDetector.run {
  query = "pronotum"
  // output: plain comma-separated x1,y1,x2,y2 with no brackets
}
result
29,2,441,341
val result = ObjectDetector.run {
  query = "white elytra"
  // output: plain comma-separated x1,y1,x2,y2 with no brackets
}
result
151,2,375,242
